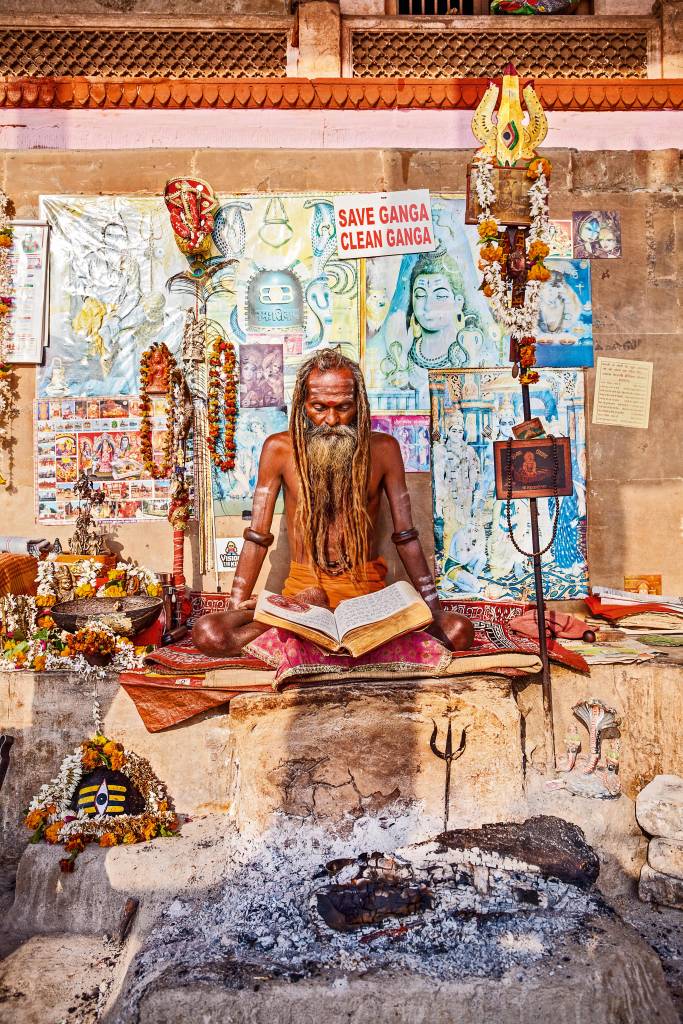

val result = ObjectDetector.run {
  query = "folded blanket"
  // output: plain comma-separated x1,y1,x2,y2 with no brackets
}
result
119,670,273,732
144,636,268,675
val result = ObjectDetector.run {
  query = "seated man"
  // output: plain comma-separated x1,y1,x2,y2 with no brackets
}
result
193,349,473,656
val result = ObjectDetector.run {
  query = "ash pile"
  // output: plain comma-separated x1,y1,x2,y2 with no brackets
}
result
117,812,607,1017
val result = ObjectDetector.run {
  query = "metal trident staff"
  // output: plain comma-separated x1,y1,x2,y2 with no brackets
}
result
430,719,467,833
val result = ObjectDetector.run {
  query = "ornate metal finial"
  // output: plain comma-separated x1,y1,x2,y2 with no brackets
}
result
471,66,548,167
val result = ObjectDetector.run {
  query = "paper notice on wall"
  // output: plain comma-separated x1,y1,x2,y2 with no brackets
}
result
592,357,653,429
334,190,436,258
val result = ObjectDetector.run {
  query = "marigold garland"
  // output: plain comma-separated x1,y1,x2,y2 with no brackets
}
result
139,343,184,480
474,156,552,386
24,733,179,872
207,336,238,473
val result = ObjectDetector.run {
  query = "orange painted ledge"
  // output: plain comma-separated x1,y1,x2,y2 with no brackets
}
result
0,77,682,112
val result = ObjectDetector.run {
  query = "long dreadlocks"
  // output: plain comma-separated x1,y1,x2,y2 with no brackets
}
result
290,349,372,577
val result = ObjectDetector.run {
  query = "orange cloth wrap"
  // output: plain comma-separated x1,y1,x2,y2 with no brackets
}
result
282,559,388,610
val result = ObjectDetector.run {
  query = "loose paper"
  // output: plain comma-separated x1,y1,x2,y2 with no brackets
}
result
592,357,653,429
4,221,49,364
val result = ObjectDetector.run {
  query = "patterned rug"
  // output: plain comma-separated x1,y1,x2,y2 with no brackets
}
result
144,635,268,675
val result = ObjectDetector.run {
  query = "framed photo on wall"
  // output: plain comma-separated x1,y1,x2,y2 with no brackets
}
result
465,164,532,226
493,436,573,500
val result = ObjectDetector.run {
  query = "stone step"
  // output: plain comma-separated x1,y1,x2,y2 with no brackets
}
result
229,676,524,833
636,775,683,841
117,914,677,1024
639,863,683,911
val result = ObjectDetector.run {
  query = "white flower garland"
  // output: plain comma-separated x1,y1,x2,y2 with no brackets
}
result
474,157,551,337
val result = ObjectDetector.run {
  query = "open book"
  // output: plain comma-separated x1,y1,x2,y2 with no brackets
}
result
254,581,433,658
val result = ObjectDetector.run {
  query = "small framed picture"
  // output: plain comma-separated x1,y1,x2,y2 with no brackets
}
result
511,417,546,440
466,164,533,226
493,437,573,500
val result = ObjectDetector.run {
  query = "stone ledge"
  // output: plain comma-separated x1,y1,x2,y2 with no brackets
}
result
229,676,525,832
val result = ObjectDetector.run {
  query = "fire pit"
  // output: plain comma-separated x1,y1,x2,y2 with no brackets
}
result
314,816,599,931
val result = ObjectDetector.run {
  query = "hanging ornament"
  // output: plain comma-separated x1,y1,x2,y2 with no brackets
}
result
207,335,238,473
0,189,15,489
139,343,184,480
470,66,552,386
164,177,217,259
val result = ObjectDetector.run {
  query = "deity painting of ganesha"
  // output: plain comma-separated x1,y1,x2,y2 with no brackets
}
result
193,348,474,658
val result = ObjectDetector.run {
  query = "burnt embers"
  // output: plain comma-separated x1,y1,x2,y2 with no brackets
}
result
315,816,598,932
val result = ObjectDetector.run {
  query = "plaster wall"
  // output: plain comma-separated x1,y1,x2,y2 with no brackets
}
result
0,145,681,593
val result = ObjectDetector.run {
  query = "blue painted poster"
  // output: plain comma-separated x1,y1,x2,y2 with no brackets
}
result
430,368,588,602
364,196,594,415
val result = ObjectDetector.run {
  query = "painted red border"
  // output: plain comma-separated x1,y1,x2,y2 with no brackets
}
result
0,77,681,111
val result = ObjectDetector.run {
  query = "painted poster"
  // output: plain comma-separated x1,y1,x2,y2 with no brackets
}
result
572,211,622,259
38,194,362,516
35,396,173,523
430,369,588,602
535,259,594,369
208,193,361,511
239,343,286,410
39,197,186,398
371,414,431,472
364,196,594,414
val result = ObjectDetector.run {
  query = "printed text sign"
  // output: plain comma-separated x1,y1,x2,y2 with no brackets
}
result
334,190,436,259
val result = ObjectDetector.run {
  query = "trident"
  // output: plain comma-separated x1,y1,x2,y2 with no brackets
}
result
430,718,468,833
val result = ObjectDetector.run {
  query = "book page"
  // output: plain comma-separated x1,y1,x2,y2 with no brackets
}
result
256,592,339,641
334,581,422,639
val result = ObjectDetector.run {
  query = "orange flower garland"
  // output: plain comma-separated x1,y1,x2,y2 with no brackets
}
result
518,335,540,386
207,336,238,473
139,344,182,480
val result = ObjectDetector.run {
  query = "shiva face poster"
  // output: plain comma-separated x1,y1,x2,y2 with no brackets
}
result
430,369,588,602
364,196,593,414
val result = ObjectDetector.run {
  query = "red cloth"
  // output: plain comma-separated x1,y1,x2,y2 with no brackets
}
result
585,594,682,621
509,609,589,641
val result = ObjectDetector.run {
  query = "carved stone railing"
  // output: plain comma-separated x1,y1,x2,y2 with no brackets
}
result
0,16,292,79
342,16,662,79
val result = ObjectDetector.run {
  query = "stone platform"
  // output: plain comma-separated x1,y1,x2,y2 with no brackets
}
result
1,818,677,1024
3,662,682,895
229,676,523,832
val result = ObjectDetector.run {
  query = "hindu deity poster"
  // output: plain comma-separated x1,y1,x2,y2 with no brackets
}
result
38,194,362,519
35,396,172,522
364,196,593,415
430,368,588,602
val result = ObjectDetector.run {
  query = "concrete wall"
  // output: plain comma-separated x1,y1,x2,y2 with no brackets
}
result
1,145,681,593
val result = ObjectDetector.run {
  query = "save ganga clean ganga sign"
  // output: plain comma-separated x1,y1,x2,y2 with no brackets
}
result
333,189,437,259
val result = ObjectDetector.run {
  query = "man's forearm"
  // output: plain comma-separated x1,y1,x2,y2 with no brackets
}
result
228,534,272,608
394,535,440,614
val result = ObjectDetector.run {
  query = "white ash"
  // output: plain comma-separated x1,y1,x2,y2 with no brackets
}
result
116,810,603,1019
